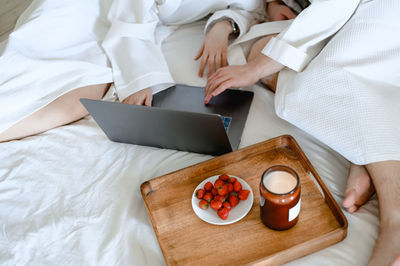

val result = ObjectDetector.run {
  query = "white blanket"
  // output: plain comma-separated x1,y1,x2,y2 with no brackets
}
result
0,19,379,265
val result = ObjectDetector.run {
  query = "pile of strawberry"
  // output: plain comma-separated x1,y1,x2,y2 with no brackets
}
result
196,174,250,220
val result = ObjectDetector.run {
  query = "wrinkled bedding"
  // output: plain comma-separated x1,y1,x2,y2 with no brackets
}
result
0,17,379,266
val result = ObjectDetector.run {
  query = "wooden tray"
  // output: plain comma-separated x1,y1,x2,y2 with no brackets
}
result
141,135,347,265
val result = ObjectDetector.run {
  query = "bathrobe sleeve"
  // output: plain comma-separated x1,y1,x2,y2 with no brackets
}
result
261,0,361,72
204,7,258,39
102,0,174,101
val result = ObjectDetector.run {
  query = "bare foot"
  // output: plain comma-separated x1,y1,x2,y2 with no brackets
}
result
342,163,375,213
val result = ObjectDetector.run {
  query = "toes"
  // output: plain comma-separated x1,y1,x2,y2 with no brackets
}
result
347,206,358,214
344,164,375,212
342,188,356,209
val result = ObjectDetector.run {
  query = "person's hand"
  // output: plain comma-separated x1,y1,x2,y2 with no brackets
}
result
195,20,233,78
204,54,284,104
267,1,297,21
122,88,152,106
204,65,259,104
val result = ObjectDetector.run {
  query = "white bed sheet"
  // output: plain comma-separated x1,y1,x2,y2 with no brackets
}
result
0,20,379,266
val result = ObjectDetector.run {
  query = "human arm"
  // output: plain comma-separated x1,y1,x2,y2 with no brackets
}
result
204,0,361,102
195,20,233,78
102,0,174,104
196,6,259,78
204,53,284,104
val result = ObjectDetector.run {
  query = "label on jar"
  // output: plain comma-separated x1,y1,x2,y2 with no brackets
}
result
289,198,301,222
260,195,265,207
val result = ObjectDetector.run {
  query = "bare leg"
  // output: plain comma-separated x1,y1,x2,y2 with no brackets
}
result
0,83,110,142
342,163,375,213
247,35,278,92
365,161,400,265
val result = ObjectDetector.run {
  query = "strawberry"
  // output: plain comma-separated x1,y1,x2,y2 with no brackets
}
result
214,195,225,202
199,200,209,210
223,194,229,202
214,179,224,189
211,188,218,196
210,199,223,211
233,180,242,192
203,192,213,203
217,207,230,220
204,181,213,192
217,184,229,196
229,195,239,207
223,201,232,211
219,174,229,182
227,183,233,193
195,189,205,199
228,177,237,184
238,189,250,200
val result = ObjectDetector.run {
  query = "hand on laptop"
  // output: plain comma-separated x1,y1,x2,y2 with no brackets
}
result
195,20,232,78
122,88,153,106
204,53,284,104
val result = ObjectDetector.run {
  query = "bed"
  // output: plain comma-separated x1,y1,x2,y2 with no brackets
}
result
0,11,379,266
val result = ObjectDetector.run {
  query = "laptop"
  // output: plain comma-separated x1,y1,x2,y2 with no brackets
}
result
80,84,253,155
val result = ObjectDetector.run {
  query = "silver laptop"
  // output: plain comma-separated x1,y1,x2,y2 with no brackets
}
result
80,84,253,155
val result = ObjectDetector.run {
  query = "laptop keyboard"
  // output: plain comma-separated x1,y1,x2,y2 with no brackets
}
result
221,116,232,132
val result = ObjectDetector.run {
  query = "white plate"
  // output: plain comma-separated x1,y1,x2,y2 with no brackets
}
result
192,175,254,225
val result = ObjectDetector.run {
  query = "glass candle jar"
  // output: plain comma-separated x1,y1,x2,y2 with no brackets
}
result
260,165,301,230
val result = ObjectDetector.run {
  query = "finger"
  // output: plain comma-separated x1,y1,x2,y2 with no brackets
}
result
208,67,224,84
221,50,227,67
123,97,135,105
205,78,232,104
211,80,232,97
205,69,224,96
207,75,231,96
283,9,297,20
145,93,152,107
342,189,357,209
276,14,286,21
134,94,146,105
215,53,222,71
207,56,215,78
194,43,205,60
198,54,208,78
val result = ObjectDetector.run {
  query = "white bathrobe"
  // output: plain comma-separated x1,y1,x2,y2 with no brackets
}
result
262,0,400,164
0,0,262,134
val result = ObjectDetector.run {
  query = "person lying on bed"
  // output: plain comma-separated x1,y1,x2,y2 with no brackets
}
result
0,0,262,142
204,0,400,265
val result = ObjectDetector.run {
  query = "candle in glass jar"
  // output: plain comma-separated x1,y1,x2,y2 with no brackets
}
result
263,170,297,194
260,165,301,230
